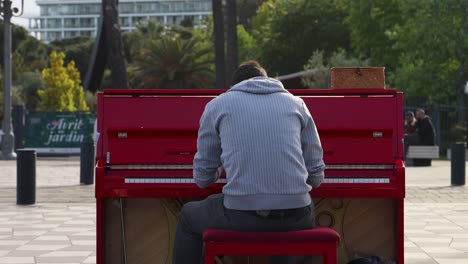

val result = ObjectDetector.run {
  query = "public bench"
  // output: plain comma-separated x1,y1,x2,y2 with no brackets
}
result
406,145,439,166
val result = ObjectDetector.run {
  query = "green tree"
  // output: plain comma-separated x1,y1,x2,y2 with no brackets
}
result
237,25,256,62
14,71,45,111
50,36,94,83
38,51,89,111
389,0,468,105
123,19,167,64
340,0,401,69
251,0,351,76
0,20,30,64
237,0,267,29
302,49,369,88
131,35,213,88
13,37,49,71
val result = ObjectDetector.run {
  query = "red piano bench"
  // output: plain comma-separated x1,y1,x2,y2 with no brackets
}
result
203,227,341,264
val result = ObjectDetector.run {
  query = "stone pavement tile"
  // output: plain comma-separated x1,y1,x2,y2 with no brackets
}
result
70,241,95,246
26,241,69,246
406,260,438,264
0,257,34,263
69,232,95,237
0,240,28,246
34,236,69,241
5,250,50,257
0,203,95,264
434,258,468,264
16,245,68,251
405,241,418,248
36,257,88,263
13,230,48,237
405,247,427,253
404,252,436,263
61,245,95,251
39,251,92,257
37,263,80,264
404,230,437,235
420,247,465,254
450,242,468,253
82,256,96,263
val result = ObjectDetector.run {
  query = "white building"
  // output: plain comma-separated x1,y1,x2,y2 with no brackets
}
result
28,0,212,43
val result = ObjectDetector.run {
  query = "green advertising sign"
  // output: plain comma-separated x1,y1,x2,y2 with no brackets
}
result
25,112,96,154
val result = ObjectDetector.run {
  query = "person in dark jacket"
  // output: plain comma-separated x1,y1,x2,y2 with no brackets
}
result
404,108,436,157
414,108,436,145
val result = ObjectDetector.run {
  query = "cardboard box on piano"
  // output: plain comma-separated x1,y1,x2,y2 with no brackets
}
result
330,67,385,89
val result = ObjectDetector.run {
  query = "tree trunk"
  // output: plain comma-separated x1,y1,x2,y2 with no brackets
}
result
103,0,129,88
212,0,226,88
226,0,238,85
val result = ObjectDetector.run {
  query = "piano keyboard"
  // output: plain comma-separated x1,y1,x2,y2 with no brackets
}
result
124,177,390,184
111,164,395,170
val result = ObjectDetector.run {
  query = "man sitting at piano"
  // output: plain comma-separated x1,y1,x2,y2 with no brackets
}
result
172,60,326,264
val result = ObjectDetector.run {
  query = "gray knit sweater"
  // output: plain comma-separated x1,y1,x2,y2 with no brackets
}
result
193,77,325,210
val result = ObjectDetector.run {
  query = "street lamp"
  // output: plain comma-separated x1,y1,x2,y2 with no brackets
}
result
1,0,23,160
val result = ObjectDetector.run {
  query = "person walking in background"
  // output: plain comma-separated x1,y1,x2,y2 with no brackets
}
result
172,60,325,264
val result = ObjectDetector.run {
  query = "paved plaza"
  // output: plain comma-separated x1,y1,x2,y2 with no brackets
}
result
0,157,466,263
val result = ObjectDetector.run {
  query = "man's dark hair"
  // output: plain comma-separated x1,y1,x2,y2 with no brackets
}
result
231,60,268,86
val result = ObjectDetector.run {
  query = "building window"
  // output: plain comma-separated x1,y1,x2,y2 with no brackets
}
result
133,16,147,25
136,3,151,13
64,31,78,38
81,31,94,38
120,3,134,14
47,31,61,42
46,19,61,29
81,18,95,28
64,18,80,28
42,5,59,16
120,17,131,27
150,3,161,13
167,16,183,25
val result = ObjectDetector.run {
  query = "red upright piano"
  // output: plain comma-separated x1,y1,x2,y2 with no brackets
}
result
95,88,405,264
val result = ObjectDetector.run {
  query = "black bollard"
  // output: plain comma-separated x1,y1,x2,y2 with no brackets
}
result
17,149,36,205
80,141,95,185
451,143,466,186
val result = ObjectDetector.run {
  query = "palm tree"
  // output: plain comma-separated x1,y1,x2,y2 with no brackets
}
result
132,35,214,89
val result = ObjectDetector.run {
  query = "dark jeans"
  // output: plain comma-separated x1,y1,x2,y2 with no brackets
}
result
172,193,315,264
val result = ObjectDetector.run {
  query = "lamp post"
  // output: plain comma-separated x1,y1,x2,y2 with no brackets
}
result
1,0,23,160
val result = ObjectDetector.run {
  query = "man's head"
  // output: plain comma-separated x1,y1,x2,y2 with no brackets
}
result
231,60,268,86
415,108,425,120
405,111,414,123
